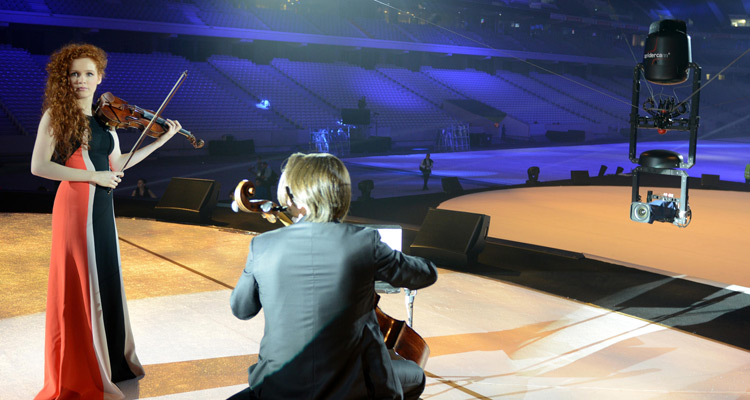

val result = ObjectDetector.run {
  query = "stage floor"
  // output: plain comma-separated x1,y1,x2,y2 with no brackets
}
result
440,186,750,290
2,213,748,399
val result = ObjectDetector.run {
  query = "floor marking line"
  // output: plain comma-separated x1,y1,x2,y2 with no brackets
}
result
119,236,235,290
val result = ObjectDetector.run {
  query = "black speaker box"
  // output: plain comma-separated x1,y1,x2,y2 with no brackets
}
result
470,133,492,148
701,174,720,189
155,177,221,223
571,170,590,184
409,208,490,268
350,136,391,153
341,108,371,125
441,177,463,194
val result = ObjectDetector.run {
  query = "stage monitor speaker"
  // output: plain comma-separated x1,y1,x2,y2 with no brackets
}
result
155,177,221,223
341,108,371,125
571,170,590,184
409,208,490,268
441,177,463,195
701,174,720,189
470,133,492,148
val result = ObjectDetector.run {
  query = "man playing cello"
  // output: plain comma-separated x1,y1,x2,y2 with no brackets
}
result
229,152,438,399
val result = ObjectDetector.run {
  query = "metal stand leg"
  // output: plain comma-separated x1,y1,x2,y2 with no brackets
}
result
404,289,415,327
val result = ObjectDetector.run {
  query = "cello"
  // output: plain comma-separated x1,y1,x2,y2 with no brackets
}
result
231,179,431,368
375,293,430,368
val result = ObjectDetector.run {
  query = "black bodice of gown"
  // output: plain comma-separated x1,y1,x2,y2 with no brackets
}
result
87,115,114,172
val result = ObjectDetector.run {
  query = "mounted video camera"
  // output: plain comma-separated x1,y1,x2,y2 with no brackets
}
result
630,191,689,226
628,19,700,228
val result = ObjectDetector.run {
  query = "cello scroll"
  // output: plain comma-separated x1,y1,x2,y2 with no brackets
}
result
232,179,293,226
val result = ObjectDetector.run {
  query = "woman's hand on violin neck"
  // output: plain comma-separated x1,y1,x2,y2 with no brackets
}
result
93,170,124,189
158,119,181,144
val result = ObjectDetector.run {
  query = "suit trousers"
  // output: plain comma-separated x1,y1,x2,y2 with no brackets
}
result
227,359,425,400
391,358,426,400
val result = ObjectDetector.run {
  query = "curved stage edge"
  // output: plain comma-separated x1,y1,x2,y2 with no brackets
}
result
439,185,750,290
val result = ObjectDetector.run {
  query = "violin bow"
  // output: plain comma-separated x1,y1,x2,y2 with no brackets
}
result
118,70,188,173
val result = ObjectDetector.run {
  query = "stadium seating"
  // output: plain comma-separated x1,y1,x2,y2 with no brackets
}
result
0,45,46,136
527,72,629,126
376,66,466,107
271,58,459,131
97,52,279,141
423,67,588,126
208,55,340,129
0,0,30,12
45,0,194,24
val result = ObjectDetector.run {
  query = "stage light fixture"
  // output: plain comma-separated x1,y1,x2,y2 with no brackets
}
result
526,166,540,185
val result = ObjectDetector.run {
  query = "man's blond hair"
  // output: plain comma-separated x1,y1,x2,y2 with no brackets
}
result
277,153,351,223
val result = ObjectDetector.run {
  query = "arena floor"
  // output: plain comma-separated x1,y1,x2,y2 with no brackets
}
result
2,195,748,398
2,140,748,399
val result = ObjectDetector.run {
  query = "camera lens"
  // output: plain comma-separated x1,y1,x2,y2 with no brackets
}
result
631,202,651,223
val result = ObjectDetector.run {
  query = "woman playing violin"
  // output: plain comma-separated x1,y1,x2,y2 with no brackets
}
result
30,43,181,400
229,152,438,400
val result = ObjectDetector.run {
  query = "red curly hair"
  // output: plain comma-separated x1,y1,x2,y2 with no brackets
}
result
43,43,107,163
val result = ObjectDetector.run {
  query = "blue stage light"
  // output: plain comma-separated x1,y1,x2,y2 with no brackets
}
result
255,99,270,110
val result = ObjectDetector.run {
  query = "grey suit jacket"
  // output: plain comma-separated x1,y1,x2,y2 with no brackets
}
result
230,220,438,399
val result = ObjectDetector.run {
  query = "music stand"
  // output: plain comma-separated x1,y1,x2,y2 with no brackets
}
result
367,224,418,327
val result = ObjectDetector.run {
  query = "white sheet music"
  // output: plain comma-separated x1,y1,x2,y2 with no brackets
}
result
365,224,416,327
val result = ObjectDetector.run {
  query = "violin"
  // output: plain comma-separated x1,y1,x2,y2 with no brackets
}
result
231,178,431,368
232,179,293,226
95,92,204,149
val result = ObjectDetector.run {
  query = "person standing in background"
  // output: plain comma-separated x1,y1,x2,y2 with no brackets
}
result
419,153,433,190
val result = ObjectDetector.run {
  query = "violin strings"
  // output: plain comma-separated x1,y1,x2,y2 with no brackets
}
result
119,71,188,171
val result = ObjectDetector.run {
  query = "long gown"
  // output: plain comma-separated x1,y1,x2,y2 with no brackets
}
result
36,116,143,400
